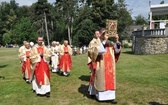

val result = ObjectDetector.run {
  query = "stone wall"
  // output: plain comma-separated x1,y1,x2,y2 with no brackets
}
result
132,36,168,54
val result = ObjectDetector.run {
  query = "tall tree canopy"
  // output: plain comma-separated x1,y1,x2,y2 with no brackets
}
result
0,0,133,46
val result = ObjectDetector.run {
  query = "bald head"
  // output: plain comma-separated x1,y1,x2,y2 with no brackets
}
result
25,42,30,49
64,40,68,46
23,41,27,45
114,35,119,42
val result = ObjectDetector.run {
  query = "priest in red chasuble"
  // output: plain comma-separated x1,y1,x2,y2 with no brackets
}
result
88,29,118,103
58,40,72,76
18,42,31,83
30,36,51,97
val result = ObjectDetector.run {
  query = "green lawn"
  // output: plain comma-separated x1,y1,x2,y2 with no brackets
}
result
0,48,168,105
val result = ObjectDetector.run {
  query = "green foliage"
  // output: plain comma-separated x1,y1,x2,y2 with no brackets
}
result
2,33,11,44
134,14,147,25
12,17,37,45
117,0,133,36
0,0,134,46
73,19,98,46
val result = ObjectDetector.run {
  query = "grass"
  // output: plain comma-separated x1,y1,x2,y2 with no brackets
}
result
0,48,168,105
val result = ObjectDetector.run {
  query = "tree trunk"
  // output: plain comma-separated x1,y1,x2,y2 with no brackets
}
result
70,17,73,44
68,25,71,46
44,12,49,46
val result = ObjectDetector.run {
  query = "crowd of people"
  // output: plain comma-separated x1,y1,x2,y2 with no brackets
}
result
18,28,121,103
18,37,72,97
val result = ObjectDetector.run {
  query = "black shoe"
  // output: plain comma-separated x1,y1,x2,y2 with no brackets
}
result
33,90,35,93
23,77,26,81
90,95,95,99
45,92,50,98
111,100,117,104
59,71,63,76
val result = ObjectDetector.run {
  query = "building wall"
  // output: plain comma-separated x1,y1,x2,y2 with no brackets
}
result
133,36,168,54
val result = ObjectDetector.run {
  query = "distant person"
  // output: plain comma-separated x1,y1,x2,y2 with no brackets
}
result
83,45,87,53
88,28,117,104
73,46,77,56
30,36,51,97
18,42,31,83
51,41,60,73
80,47,83,54
58,40,72,76
114,35,121,62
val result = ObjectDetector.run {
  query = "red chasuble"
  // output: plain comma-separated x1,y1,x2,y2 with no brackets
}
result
59,46,72,72
22,51,31,78
35,47,50,85
89,43,115,91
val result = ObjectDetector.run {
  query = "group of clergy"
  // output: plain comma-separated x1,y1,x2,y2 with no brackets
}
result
18,36,72,97
17,28,121,103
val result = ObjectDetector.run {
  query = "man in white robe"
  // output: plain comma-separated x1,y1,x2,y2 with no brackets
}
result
51,41,60,73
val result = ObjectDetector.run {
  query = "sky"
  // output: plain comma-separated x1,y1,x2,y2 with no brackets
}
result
0,0,168,19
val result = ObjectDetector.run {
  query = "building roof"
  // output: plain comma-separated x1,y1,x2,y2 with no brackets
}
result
150,4,168,16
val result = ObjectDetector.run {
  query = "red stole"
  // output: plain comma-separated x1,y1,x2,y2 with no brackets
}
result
59,46,72,71
35,46,50,85
103,45,115,90
22,51,31,79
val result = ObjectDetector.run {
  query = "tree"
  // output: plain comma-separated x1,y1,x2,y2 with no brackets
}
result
73,19,98,46
17,6,30,19
117,0,133,36
54,0,78,45
90,0,118,27
73,5,98,46
33,0,51,46
2,33,11,45
3,9,17,33
12,17,36,45
134,15,147,25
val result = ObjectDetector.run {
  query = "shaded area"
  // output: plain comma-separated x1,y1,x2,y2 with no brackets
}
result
0,64,8,68
78,84,95,100
79,75,90,82
0,76,5,79
0,64,7,80
78,84,117,104
122,50,134,55
148,102,168,105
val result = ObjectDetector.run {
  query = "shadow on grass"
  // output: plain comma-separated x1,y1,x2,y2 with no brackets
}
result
0,76,5,79
79,75,90,82
0,65,7,79
0,64,8,68
148,102,168,105
78,84,116,104
122,50,134,55
78,84,95,100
